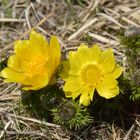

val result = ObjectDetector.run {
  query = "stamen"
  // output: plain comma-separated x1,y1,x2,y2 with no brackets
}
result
81,64,104,87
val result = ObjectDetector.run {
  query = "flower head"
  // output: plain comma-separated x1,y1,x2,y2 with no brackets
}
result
60,44,123,106
1,31,61,90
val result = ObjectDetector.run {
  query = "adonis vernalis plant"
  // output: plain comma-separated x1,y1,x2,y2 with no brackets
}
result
51,99,92,130
60,44,123,106
0,31,61,90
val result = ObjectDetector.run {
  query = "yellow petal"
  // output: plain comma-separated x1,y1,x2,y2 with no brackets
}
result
50,35,61,68
72,88,83,99
1,68,25,82
99,48,115,73
44,58,57,81
102,76,118,87
97,85,119,99
80,92,90,106
76,44,91,64
23,74,49,90
89,87,95,101
15,31,49,61
68,51,76,59
80,87,94,106
7,55,22,72
63,77,83,92
96,76,119,99
68,44,90,75
90,44,101,63
68,59,81,76
44,36,61,78
82,97,90,106
29,30,49,54
30,30,46,46
106,65,123,79
14,40,35,60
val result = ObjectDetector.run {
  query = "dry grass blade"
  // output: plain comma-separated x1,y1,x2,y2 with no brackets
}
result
121,17,140,27
97,13,125,28
0,121,11,139
18,12,53,40
5,131,50,139
88,32,119,45
81,0,101,22
68,18,97,41
124,124,135,140
8,114,61,128
0,18,25,22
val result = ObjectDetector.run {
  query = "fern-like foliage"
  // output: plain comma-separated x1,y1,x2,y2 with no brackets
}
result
120,30,140,101
129,87,140,101
51,99,93,130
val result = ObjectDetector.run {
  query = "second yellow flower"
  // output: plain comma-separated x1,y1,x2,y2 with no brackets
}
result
61,44,123,106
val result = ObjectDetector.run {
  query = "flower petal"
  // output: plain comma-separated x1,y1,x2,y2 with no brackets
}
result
76,44,91,64
79,87,94,106
90,44,101,63
1,68,25,82
99,48,115,73
89,87,95,101
96,76,119,99
71,87,84,99
23,74,49,90
7,55,22,72
68,44,91,75
106,65,123,79
80,92,90,106
29,30,49,54
97,85,119,99
14,40,35,60
65,88,82,99
50,35,61,68
63,77,83,92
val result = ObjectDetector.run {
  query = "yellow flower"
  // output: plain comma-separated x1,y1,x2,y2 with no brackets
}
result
0,31,61,90
60,44,123,106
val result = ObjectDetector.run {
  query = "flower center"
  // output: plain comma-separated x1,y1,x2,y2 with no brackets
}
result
25,56,47,77
81,64,103,86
